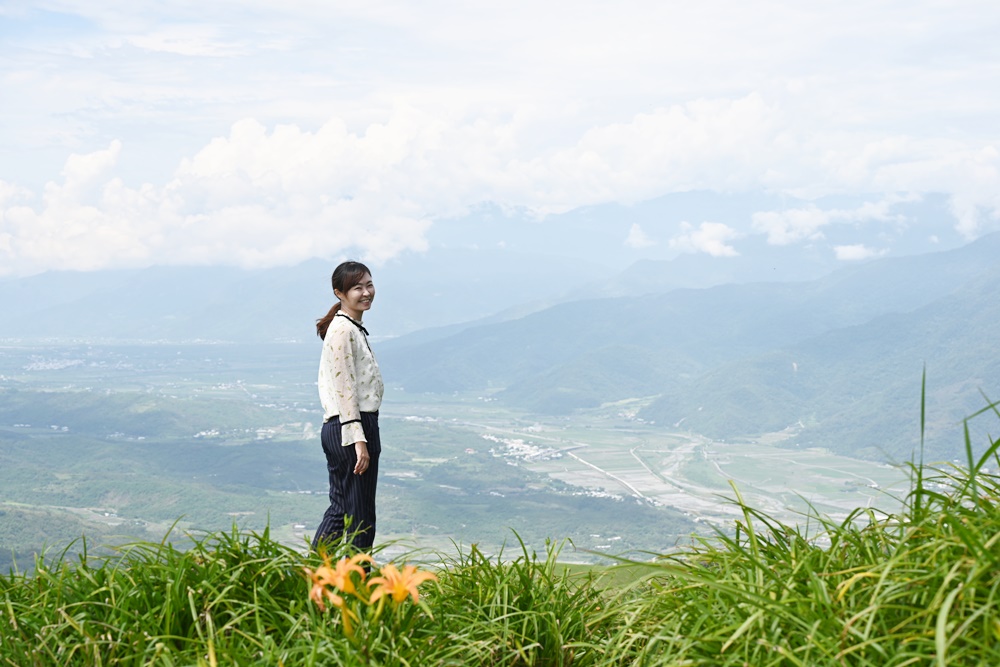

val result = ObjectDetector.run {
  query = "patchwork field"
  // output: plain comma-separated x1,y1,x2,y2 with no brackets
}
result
387,394,910,532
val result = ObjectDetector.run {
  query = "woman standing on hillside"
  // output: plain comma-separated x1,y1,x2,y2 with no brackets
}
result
312,261,384,553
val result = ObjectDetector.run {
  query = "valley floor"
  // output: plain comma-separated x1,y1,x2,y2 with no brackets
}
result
1,343,911,569
385,392,910,540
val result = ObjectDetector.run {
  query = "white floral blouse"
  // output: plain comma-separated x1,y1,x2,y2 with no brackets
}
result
317,313,384,445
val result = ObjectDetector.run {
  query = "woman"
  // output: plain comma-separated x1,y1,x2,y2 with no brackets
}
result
312,261,384,553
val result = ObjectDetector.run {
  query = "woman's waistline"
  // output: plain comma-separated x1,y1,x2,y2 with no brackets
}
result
324,411,379,424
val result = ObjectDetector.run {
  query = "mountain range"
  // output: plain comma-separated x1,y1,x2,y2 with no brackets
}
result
2,223,997,463
0,248,606,342
378,232,1000,462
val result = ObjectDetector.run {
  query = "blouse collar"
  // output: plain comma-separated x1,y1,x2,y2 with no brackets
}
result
336,311,369,336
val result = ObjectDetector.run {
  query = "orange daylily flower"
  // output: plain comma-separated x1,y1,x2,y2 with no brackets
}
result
328,553,373,595
369,563,438,604
305,553,372,607
305,564,346,612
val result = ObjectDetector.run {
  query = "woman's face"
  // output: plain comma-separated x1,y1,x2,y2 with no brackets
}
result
336,272,375,318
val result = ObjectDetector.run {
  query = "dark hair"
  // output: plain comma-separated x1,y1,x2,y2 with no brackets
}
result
316,260,372,339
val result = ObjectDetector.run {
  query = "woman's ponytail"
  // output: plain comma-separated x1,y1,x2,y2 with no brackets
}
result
316,302,341,339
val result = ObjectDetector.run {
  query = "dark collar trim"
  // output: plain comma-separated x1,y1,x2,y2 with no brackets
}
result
336,312,369,336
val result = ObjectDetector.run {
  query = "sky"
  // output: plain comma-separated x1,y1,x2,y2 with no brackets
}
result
1,0,999,277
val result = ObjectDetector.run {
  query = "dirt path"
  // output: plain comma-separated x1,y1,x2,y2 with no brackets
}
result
563,450,651,502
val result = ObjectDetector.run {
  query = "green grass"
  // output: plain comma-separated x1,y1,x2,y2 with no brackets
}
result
3,405,1000,665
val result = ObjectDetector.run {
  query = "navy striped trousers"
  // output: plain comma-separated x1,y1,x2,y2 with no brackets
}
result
312,412,380,553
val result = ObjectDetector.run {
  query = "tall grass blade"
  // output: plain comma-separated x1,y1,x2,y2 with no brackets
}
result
935,585,963,667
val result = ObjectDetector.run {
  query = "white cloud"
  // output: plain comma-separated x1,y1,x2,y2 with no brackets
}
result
3,2,1000,272
669,222,740,257
750,196,911,246
0,127,434,275
867,145,1000,239
529,95,780,210
833,244,887,261
3,97,785,274
0,180,32,206
126,27,249,57
751,207,832,246
624,223,656,249
2,98,996,275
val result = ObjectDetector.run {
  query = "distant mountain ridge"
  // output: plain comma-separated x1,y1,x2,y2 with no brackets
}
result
0,249,608,343
0,190,972,344
641,266,1000,461
3,226,996,462
379,233,1000,461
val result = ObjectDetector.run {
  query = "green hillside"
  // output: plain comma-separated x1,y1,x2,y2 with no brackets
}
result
641,270,1000,461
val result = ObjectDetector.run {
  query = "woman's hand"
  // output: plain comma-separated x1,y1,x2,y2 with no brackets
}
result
354,440,370,475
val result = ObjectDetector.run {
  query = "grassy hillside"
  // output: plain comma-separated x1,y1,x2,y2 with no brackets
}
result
2,410,998,665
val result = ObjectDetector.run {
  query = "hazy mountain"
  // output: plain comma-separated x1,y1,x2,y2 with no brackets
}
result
380,233,1000,460
640,267,1000,462
383,232,1000,390
0,248,609,343
568,234,837,299
0,189,971,345
432,191,965,272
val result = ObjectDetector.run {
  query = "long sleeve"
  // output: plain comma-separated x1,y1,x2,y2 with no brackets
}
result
318,315,384,445
329,327,367,445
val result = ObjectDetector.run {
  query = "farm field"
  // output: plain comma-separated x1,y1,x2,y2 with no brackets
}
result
387,393,910,532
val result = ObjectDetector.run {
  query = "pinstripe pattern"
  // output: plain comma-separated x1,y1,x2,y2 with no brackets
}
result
312,412,381,552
